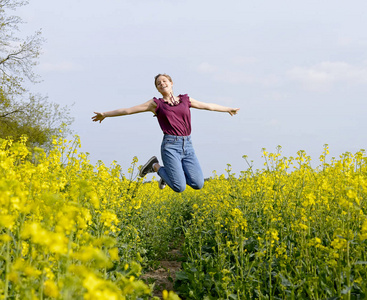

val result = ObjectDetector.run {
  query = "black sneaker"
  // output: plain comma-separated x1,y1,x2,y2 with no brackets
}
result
159,178,166,189
139,156,158,177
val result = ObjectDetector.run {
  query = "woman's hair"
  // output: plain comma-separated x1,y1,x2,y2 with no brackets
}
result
154,74,173,87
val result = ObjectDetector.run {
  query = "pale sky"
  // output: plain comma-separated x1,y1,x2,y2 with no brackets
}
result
18,0,367,178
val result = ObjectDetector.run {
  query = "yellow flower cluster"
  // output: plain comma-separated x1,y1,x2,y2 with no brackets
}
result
0,136,173,299
176,145,367,299
1,137,367,299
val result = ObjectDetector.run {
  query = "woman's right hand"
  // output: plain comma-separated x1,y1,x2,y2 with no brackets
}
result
92,112,105,123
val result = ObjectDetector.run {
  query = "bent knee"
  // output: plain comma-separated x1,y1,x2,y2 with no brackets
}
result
172,183,186,193
190,179,204,190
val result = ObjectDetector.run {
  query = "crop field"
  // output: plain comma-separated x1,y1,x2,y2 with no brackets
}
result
1,136,367,299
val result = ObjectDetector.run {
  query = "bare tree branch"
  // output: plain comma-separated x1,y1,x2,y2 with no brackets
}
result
0,0,73,149
0,108,22,117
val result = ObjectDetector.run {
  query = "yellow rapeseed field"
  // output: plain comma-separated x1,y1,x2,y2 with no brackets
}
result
0,137,366,299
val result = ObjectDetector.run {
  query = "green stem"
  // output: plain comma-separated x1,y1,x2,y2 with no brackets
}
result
4,238,10,299
269,244,272,298
346,240,351,300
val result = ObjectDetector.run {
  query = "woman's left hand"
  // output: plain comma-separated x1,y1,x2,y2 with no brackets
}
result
92,112,106,123
229,108,240,116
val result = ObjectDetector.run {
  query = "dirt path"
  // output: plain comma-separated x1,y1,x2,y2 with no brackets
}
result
141,248,184,299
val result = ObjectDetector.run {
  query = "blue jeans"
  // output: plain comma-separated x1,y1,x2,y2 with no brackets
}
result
157,135,204,193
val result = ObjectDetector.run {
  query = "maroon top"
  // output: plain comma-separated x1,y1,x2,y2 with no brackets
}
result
153,94,191,136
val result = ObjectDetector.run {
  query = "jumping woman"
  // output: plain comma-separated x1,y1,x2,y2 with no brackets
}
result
92,74,239,192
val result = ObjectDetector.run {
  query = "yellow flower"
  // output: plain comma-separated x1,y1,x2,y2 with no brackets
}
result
24,265,42,277
44,280,59,298
83,273,103,292
299,223,308,230
162,290,181,300
0,214,15,230
360,219,367,240
0,233,12,242
109,247,119,261
331,237,347,250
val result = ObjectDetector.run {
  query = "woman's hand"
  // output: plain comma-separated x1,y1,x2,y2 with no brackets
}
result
92,112,105,123
228,108,240,116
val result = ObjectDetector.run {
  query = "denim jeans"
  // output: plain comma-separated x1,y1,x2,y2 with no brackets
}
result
157,134,204,193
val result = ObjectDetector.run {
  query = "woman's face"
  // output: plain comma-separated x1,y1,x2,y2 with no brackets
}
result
155,75,173,94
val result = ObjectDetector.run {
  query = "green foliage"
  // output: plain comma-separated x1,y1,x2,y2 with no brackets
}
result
0,0,73,149
0,136,182,299
0,93,74,149
173,147,367,299
2,136,367,299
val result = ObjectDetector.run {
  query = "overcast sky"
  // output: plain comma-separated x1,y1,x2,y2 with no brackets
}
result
17,0,367,178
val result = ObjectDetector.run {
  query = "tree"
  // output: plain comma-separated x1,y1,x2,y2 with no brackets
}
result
0,0,73,149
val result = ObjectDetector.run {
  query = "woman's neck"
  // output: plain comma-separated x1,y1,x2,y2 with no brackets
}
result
161,93,180,106
160,91,173,99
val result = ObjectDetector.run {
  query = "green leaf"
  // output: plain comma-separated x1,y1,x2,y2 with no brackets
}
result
175,271,189,281
341,286,352,295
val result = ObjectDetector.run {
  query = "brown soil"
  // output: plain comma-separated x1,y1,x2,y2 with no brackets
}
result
141,248,184,299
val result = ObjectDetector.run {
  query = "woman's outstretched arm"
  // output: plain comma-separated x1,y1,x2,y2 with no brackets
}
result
92,99,157,123
189,98,240,116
